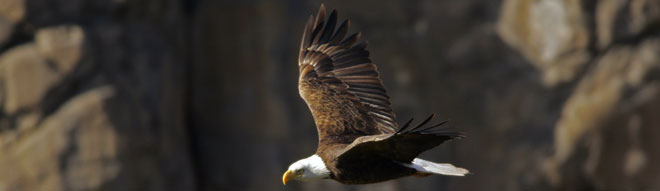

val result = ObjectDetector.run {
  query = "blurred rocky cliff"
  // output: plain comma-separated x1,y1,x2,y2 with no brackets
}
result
0,0,658,191
0,0,195,190
499,0,660,189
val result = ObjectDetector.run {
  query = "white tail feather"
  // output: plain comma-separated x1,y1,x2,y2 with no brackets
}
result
404,158,469,176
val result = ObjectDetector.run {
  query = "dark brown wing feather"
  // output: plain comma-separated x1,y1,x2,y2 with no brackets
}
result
337,114,464,163
298,4,397,144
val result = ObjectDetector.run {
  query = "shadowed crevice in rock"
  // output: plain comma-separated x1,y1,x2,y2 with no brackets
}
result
0,21,34,53
37,34,101,123
601,22,660,52
57,122,80,191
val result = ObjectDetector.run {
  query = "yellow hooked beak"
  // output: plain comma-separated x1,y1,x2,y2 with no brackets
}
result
282,170,295,185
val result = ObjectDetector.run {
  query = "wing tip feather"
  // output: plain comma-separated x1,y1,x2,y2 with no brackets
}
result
395,114,465,139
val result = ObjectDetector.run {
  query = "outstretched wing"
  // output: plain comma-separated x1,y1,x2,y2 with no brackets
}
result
298,4,397,143
337,114,464,163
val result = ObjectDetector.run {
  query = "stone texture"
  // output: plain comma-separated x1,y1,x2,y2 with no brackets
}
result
597,0,660,48
550,38,660,189
499,0,660,189
0,25,83,115
498,0,590,86
0,0,24,46
0,16,13,47
35,25,84,75
629,0,660,35
0,86,119,191
0,43,58,114
0,0,194,190
0,85,196,191
552,47,631,168
0,0,25,22
551,39,660,189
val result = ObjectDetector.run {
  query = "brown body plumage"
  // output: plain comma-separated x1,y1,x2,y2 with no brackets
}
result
288,4,466,184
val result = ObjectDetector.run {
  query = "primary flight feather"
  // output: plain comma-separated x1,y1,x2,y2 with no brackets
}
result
283,4,469,185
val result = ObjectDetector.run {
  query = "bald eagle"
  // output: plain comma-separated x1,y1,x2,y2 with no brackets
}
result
282,4,469,185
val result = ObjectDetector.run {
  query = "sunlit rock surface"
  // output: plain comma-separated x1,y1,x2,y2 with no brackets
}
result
498,0,590,86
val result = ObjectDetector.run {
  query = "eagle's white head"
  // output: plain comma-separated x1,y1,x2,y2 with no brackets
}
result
282,154,331,184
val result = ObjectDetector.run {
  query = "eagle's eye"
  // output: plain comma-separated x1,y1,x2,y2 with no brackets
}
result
296,169,304,174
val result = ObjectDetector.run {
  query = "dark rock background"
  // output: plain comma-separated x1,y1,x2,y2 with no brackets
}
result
0,0,658,190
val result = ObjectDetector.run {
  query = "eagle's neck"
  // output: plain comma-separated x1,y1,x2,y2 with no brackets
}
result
303,154,331,178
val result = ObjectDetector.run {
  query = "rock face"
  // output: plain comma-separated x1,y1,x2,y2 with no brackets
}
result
0,86,119,190
548,39,660,189
498,0,660,189
0,43,57,114
0,0,658,190
0,0,195,191
498,0,590,86
0,0,24,47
